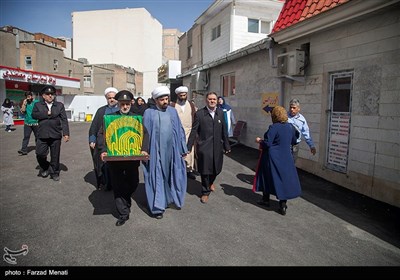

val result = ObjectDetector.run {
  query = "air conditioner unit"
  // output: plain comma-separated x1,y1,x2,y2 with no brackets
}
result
191,71,208,91
277,50,305,76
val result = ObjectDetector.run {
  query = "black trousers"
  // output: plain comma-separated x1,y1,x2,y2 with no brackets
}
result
21,124,38,152
108,161,140,220
200,174,217,195
90,147,111,189
36,138,61,175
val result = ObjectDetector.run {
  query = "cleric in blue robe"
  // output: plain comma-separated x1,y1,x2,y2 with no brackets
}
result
141,86,188,219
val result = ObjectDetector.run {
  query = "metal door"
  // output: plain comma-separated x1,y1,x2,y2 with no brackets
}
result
326,72,353,173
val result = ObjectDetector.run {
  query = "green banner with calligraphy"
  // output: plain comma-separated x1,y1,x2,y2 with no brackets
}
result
104,115,143,157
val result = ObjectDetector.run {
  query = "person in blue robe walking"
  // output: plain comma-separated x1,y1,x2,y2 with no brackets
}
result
253,105,301,215
141,86,188,219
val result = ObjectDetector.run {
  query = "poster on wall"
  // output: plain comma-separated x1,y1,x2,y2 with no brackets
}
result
103,115,146,161
261,92,279,116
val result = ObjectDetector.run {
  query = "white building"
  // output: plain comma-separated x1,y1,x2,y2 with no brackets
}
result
72,8,162,99
196,0,283,64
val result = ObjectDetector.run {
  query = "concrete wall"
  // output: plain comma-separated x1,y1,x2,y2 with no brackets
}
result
188,47,280,150
20,42,83,95
183,5,400,207
72,8,162,100
202,5,231,63
180,24,203,73
276,7,400,207
0,31,18,67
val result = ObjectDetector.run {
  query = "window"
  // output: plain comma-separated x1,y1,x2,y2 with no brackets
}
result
187,45,193,59
84,76,92,88
68,70,72,77
221,73,235,97
248,18,270,34
212,24,221,41
248,19,259,33
53,59,58,71
260,21,270,34
25,56,32,70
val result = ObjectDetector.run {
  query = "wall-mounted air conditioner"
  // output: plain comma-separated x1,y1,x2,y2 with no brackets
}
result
277,50,305,76
191,71,208,91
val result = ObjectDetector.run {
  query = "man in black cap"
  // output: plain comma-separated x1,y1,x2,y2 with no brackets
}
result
32,85,70,181
98,90,148,226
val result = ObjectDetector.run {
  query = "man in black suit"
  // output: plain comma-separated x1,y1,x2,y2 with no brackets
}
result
187,92,231,203
32,85,70,181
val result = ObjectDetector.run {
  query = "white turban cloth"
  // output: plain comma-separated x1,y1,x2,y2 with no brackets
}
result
175,86,188,94
104,87,118,96
152,86,170,99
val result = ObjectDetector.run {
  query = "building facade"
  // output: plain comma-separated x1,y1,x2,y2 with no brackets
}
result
196,0,283,64
179,0,400,207
72,8,162,100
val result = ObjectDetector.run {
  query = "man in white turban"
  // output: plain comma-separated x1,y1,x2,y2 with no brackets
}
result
141,86,188,219
88,86,119,190
170,86,198,179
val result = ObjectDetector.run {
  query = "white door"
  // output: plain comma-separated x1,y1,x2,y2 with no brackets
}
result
326,72,353,173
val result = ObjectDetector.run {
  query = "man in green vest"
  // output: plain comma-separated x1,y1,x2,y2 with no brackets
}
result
18,91,39,156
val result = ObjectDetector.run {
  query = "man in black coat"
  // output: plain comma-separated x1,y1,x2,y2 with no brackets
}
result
187,92,231,204
32,85,70,181
88,87,119,190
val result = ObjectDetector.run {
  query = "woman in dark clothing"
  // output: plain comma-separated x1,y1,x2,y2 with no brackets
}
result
1,98,14,132
253,105,301,215
130,97,148,116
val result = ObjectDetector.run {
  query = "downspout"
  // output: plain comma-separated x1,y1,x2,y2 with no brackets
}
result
269,39,276,68
230,0,236,52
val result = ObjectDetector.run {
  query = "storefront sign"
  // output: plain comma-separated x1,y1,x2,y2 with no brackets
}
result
2,69,56,85
0,66,80,89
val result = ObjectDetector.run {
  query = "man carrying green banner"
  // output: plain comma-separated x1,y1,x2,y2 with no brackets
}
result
98,90,148,227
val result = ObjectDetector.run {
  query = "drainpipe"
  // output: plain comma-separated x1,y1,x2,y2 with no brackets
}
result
268,39,276,68
16,33,20,67
230,0,236,52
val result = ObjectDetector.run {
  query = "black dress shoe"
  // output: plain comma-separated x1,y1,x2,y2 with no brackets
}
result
116,219,126,226
154,213,163,219
51,174,60,181
116,216,129,226
279,206,287,216
40,170,49,178
279,202,287,216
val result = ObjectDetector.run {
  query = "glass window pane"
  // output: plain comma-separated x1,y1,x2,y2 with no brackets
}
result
333,77,351,112
260,21,270,34
248,19,259,33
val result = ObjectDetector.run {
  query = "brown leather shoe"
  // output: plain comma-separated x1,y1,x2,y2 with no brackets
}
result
210,184,215,192
200,195,209,203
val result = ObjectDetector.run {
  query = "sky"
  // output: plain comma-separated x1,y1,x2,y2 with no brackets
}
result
0,0,214,38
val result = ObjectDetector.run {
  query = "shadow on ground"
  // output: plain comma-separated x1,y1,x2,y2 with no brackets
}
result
226,144,400,248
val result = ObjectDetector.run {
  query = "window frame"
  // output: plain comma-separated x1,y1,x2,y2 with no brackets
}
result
221,73,236,97
25,56,32,70
211,24,221,41
248,18,270,34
